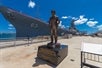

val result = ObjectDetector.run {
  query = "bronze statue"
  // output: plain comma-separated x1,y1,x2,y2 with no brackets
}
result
49,10,60,44
37,10,68,65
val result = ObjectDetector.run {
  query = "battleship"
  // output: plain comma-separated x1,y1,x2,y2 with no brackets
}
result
63,19,87,38
91,30,102,37
68,19,88,36
0,6,67,38
68,19,79,35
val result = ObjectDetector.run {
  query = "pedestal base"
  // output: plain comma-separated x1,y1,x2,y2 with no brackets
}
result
37,44,68,65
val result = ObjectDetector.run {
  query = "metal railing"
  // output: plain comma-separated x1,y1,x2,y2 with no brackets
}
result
81,52,102,68
0,36,50,49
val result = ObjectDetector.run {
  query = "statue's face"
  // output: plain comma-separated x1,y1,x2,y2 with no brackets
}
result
51,12,55,16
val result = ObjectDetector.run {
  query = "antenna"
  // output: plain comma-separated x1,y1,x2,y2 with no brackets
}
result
36,5,40,18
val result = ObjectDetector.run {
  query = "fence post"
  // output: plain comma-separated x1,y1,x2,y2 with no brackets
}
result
28,36,29,46
14,38,16,47
81,51,83,68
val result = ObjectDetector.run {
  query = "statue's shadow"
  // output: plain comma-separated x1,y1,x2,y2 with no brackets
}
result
32,57,56,68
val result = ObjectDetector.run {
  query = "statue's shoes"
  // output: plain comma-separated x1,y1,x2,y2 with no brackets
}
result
55,43,61,48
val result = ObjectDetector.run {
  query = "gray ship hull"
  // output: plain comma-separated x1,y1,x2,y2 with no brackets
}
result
0,6,66,37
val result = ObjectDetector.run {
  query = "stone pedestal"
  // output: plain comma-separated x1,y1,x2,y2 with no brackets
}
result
37,44,68,65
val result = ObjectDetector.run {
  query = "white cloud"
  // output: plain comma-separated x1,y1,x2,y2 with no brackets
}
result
59,21,66,28
89,18,94,20
61,15,99,29
74,15,88,25
61,16,78,20
8,24,15,30
72,17,78,20
66,26,69,28
80,15,84,19
58,21,62,26
8,27,15,30
97,25,102,31
8,24,13,27
62,16,68,19
28,0,36,8
87,21,98,27
67,16,72,18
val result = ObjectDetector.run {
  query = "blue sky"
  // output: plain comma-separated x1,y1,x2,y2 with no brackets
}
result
0,0,102,33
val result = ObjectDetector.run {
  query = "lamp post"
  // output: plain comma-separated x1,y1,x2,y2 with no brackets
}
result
0,32,2,41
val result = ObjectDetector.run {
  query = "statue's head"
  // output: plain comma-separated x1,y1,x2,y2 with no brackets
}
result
51,10,56,16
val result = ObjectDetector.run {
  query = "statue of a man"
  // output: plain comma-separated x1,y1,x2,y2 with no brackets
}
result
49,10,60,44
